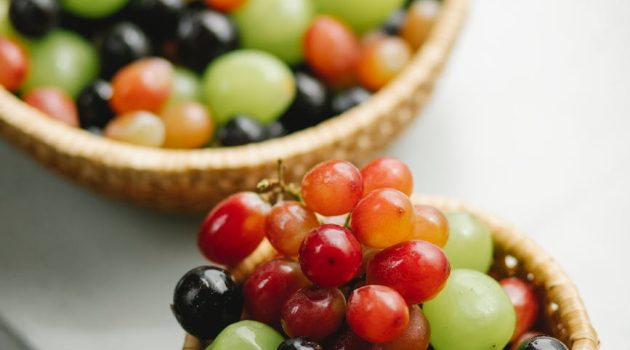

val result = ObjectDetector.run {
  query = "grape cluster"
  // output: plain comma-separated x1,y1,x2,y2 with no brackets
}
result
171,157,571,350
0,0,441,149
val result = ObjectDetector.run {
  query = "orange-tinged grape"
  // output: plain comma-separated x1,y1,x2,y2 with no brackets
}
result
23,87,78,127
301,160,363,216
360,30,386,48
161,101,214,149
205,0,246,13
304,16,360,87
372,305,430,350
266,201,320,258
357,36,412,91
351,188,413,248
360,157,413,196
0,37,28,91
411,204,449,247
110,57,174,114
346,285,409,343
104,111,165,147
401,0,440,50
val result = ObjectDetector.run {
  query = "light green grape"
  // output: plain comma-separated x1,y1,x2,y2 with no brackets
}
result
206,320,284,350
166,66,202,106
22,30,99,98
233,0,314,64
443,212,493,272
424,269,516,350
202,50,295,125
61,0,129,18
314,0,405,33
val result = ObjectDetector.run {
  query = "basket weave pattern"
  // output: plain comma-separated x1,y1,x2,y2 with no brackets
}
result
182,195,599,350
0,0,468,212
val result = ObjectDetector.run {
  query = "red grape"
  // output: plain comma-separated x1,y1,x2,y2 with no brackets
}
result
0,37,28,91
500,277,540,340
411,205,449,247
329,329,372,350
24,87,79,127
301,160,363,216
360,157,413,196
243,259,310,325
110,57,174,114
351,188,413,248
299,224,362,287
372,305,430,350
266,201,320,258
198,192,271,266
205,0,246,12
347,285,409,343
356,37,412,92
281,286,346,340
367,240,450,304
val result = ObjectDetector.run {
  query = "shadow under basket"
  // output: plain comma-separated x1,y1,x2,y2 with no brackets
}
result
0,0,468,213
181,195,600,350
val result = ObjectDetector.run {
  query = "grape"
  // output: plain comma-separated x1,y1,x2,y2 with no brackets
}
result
128,0,184,43
511,331,544,350
172,266,242,340
61,0,128,18
9,0,60,37
360,157,413,196
243,259,310,325
104,111,165,147
161,101,214,149
0,36,28,91
277,337,323,350
217,115,267,146
266,201,320,258
98,22,152,79
281,286,346,340
423,269,516,350
203,50,296,125
22,29,99,97
411,205,449,247
401,0,440,50
299,224,362,287
500,277,540,340
167,66,202,105
279,71,329,132
346,285,409,343
76,80,114,129
328,87,371,116
381,10,406,35
314,0,405,33
198,192,271,265
304,16,360,87
24,87,78,127
208,320,285,350
357,36,412,91
443,212,493,272
205,0,246,13
350,188,413,248
265,122,286,139
517,336,569,350
301,160,363,216
110,57,174,114
372,305,430,350
366,240,450,304
328,329,372,350
234,0,314,64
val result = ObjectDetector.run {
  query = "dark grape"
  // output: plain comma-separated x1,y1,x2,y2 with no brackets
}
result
517,336,569,350
171,266,242,340
279,72,328,132
328,87,371,116
265,122,286,139
128,0,184,43
277,337,323,350
217,115,267,146
77,80,115,129
99,22,152,78
9,0,60,37
381,10,405,35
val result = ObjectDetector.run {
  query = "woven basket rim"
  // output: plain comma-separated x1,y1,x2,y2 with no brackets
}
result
0,0,468,172
182,194,599,350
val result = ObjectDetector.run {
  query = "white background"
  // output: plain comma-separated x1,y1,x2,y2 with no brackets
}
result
1,0,628,349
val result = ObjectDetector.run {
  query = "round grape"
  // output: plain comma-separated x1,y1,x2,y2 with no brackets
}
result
347,285,409,343
110,57,174,114
411,204,449,247
76,80,114,129
517,336,569,350
205,0,246,13
104,111,165,147
99,21,152,79
328,87,371,116
301,160,363,216
401,0,440,50
208,320,285,350
0,36,28,91
314,0,405,33
161,101,214,149
279,71,328,132
266,201,320,258
217,115,267,146
281,286,346,340
277,337,323,350
167,66,202,105
9,0,60,37
357,36,412,91
61,0,128,18
372,305,430,350
500,277,540,340
360,157,413,196
444,212,493,272
24,87,78,127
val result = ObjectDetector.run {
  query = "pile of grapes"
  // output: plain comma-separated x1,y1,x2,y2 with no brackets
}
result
0,0,440,148
172,158,570,350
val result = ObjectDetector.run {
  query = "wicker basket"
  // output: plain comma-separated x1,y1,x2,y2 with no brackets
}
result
181,195,599,350
0,0,468,213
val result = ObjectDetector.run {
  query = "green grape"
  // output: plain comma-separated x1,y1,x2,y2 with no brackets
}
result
0,0,11,36
61,0,129,18
22,30,99,97
206,320,284,350
443,212,493,272
202,50,295,125
314,0,405,33
423,269,516,350
233,0,314,64
166,66,202,106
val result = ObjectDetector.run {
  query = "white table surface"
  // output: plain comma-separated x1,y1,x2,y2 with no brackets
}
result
1,0,628,349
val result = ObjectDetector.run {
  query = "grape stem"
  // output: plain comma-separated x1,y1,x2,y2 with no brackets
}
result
256,159,301,204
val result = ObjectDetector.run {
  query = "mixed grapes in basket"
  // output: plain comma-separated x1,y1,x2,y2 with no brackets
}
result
0,0,440,148
171,157,571,350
